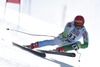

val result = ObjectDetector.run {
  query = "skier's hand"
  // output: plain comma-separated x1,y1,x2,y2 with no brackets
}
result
72,44,79,51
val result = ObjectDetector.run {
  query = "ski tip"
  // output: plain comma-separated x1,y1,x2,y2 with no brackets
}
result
12,42,15,45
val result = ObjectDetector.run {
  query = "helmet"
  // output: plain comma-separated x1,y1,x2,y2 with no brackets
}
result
74,15,85,27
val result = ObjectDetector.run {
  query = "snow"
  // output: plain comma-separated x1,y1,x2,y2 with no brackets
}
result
0,0,100,67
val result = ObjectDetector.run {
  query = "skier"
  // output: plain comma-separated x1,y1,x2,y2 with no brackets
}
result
25,15,89,52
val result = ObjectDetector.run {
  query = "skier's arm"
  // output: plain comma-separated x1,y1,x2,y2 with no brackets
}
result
59,22,71,38
80,31,89,48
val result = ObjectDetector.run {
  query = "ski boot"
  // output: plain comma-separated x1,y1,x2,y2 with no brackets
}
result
53,46,65,52
25,42,39,49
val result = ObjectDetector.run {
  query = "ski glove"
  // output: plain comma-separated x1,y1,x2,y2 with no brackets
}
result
72,44,79,51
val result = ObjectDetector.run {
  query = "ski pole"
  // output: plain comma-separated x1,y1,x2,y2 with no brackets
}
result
6,28,56,37
76,50,81,62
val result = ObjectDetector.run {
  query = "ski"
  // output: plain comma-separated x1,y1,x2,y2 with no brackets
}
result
12,42,46,58
37,49,76,57
12,42,76,57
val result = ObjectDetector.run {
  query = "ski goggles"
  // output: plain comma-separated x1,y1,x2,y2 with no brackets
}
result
74,21,83,27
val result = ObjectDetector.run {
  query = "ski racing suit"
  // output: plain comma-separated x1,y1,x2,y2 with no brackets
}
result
37,21,89,51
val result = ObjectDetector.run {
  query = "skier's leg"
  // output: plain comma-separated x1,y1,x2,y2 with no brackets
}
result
38,37,62,47
54,41,81,52
25,37,62,49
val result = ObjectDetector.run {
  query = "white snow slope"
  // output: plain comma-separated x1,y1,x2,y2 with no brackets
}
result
0,0,100,67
